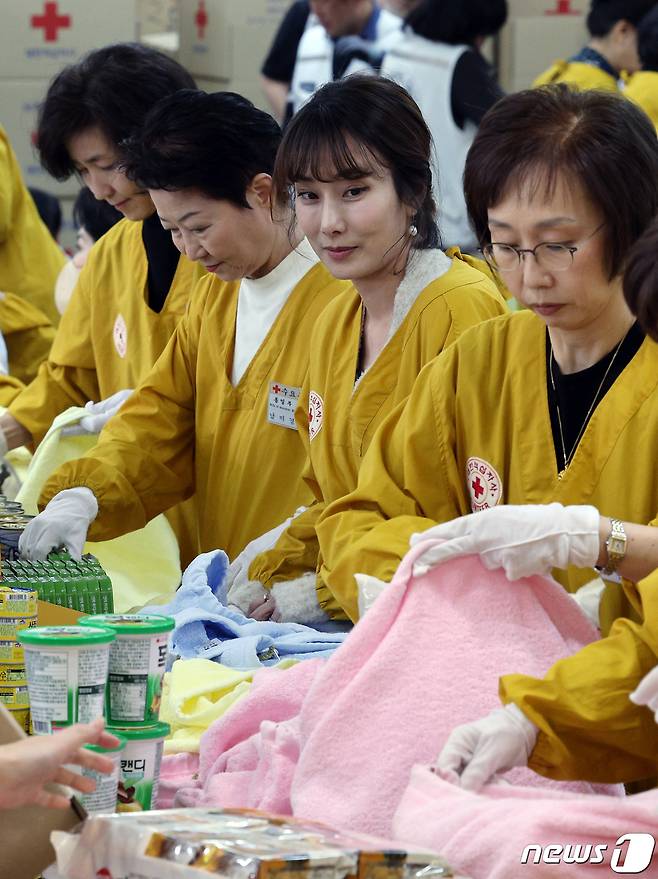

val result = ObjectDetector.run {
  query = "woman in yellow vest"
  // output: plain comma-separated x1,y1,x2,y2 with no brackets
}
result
434,216,658,791
17,89,348,565
533,0,651,91
314,85,658,629
0,45,203,566
0,125,64,328
226,76,505,625
625,5,658,129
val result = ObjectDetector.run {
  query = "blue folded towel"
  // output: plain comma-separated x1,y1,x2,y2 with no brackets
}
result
144,550,350,670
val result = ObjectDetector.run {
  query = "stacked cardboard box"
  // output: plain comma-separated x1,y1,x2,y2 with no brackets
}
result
0,1,140,250
498,0,588,92
179,0,292,109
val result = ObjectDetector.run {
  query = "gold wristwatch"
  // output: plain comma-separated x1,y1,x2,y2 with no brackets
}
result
599,518,627,576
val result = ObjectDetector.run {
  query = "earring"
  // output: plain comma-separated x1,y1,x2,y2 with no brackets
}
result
409,223,418,237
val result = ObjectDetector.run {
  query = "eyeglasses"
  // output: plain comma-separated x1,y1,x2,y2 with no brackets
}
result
480,223,605,273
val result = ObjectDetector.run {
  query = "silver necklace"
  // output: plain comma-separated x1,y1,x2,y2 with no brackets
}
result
549,332,627,476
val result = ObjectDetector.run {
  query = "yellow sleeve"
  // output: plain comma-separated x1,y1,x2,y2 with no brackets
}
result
0,292,55,384
316,354,468,622
249,377,324,584
0,133,15,243
38,296,200,541
8,264,100,445
500,573,658,784
0,375,25,407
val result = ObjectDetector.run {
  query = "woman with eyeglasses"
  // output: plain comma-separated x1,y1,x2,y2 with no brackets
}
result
312,84,658,630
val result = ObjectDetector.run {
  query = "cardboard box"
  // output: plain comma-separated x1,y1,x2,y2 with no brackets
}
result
38,598,83,625
0,78,79,197
0,704,83,879
179,0,291,80
497,0,588,92
0,0,139,79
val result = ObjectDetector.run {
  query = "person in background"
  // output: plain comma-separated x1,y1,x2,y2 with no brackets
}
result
261,1,311,123
224,76,505,624
625,4,658,129
289,0,401,116
313,86,658,628
54,188,122,316
0,125,65,327
434,217,658,792
381,0,507,252
16,90,348,567
534,0,655,91
0,712,118,810
0,44,202,568
28,188,62,241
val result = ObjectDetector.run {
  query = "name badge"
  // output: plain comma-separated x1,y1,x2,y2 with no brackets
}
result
267,381,301,430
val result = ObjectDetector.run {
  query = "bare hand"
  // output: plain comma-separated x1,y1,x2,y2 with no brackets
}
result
0,717,120,810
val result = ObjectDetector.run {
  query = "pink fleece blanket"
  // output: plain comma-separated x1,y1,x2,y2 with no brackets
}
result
161,542,620,835
394,766,658,878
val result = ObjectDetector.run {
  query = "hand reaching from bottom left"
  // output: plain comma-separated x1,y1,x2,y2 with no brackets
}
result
0,717,120,810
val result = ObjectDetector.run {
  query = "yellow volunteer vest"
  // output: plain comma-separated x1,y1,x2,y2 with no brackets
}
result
501,568,658,784
625,71,658,131
10,217,205,566
251,252,506,590
533,59,618,91
41,263,349,562
317,310,658,626
0,125,65,326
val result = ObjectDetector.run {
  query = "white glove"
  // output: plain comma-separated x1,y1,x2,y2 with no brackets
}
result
436,704,538,791
411,503,601,581
228,578,271,616
62,389,134,436
19,487,98,561
630,665,658,722
270,573,329,626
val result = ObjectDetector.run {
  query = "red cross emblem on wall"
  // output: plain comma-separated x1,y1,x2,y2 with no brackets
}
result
546,0,579,14
31,1,72,42
196,0,208,39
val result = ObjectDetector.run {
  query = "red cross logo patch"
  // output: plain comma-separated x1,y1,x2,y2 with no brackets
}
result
31,2,71,42
466,456,502,512
308,390,324,441
195,0,208,39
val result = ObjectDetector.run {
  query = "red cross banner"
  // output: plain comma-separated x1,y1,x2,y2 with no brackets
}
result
0,0,138,78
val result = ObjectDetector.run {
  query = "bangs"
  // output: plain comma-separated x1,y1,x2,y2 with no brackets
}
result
275,108,384,193
493,158,582,210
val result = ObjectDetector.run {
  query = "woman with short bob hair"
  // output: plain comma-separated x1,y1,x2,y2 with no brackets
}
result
314,84,658,629
228,75,505,624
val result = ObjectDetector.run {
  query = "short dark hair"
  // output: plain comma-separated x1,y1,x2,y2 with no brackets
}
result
122,90,282,208
73,187,122,241
638,4,658,68
586,0,656,37
273,75,439,249
406,0,507,44
464,85,658,279
623,219,658,340
37,43,196,180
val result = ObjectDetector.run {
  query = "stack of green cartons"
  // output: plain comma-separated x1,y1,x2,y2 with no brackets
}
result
2,552,114,614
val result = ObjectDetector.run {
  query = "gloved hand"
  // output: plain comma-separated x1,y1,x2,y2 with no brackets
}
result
436,704,538,791
18,487,98,561
410,503,601,580
630,665,658,722
62,389,134,437
247,574,329,626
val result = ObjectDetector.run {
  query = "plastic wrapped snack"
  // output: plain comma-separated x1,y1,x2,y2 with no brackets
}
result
50,807,468,879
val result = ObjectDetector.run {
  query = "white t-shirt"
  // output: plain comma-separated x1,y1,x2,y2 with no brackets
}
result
231,238,320,385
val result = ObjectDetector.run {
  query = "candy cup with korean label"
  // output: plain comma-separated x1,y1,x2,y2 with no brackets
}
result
79,614,174,725
18,625,115,734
